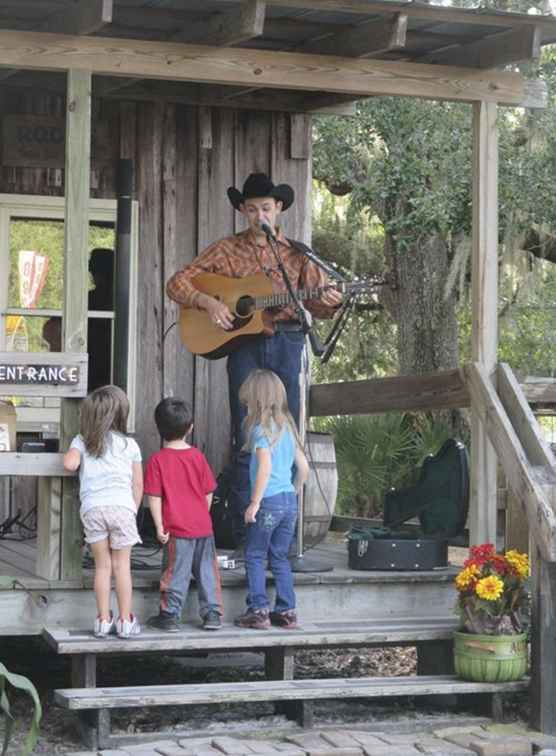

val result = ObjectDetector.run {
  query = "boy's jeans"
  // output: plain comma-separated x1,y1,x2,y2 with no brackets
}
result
244,491,298,613
159,535,222,619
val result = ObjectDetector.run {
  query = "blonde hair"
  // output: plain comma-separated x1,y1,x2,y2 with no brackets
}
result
79,384,130,458
239,369,301,451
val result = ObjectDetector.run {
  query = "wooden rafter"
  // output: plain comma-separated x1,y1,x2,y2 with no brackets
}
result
0,29,545,107
424,24,542,68
0,0,113,83
96,0,266,99
246,0,556,31
302,13,408,58
172,0,266,46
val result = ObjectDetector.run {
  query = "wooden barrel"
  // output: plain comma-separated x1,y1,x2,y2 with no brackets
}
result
303,431,338,549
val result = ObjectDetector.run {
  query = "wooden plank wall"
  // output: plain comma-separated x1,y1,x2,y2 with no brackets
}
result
0,87,312,475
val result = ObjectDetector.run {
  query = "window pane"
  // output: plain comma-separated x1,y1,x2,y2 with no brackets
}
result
5,314,60,353
8,219,64,309
8,219,116,310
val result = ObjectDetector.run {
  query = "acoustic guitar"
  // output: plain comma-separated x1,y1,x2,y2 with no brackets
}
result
179,272,376,360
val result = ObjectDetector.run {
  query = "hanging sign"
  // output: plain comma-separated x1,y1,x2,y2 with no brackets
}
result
0,353,88,397
2,114,113,168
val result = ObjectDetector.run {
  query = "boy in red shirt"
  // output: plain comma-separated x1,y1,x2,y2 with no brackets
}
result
144,398,222,631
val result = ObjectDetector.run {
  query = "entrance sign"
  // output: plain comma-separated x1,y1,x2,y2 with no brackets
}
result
0,352,88,397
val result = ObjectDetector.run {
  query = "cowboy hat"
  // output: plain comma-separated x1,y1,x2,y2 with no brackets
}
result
227,173,294,212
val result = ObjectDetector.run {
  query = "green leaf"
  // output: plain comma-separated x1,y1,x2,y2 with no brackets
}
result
0,663,42,756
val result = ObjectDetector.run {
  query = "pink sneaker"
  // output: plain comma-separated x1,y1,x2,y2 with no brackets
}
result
116,613,141,639
94,612,114,638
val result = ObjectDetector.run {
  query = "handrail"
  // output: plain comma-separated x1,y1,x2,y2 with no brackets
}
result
465,362,556,562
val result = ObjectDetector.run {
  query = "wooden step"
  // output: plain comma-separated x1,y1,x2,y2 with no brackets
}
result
43,616,459,655
55,674,528,710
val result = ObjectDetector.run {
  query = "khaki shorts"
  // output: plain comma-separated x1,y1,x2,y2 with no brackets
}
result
81,506,142,550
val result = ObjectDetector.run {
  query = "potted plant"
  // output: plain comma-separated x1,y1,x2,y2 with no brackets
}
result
453,543,529,682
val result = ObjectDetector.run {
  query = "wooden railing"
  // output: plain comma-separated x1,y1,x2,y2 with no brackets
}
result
465,362,556,562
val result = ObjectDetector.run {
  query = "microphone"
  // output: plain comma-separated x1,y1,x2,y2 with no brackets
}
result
260,221,277,241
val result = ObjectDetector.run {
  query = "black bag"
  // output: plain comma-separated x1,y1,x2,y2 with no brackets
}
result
210,467,236,550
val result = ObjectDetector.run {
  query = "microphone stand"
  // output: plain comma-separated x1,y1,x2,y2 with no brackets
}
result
263,225,324,358
263,223,334,573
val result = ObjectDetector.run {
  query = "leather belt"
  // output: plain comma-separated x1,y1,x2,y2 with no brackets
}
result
274,320,303,332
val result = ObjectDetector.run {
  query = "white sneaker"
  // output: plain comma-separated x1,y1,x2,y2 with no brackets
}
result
116,613,141,639
94,612,114,637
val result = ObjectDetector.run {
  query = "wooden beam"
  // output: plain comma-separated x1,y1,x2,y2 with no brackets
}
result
0,453,74,477
172,0,266,46
105,0,266,101
36,477,62,581
530,542,556,734
497,363,556,469
60,69,92,581
40,0,114,36
465,362,556,563
425,25,542,69
522,379,556,406
0,30,545,107
253,0,556,31
0,1,113,83
303,13,407,58
309,369,469,417
469,101,499,548
93,78,357,113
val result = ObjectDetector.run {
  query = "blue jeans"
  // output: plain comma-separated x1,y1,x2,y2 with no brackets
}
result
159,535,222,619
244,491,297,612
227,331,305,546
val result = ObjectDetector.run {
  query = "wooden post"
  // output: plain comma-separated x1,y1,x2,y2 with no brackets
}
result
36,477,61,580
470,101,498,546
60,70,91,579
531,542,556,733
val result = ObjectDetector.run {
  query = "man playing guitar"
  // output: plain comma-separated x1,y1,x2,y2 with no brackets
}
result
166,172,342,549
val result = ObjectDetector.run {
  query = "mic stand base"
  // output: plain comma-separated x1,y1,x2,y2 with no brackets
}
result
290,553,334,573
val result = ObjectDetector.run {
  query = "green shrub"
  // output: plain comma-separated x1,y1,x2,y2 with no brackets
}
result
314,413,452,518
0,662,42,756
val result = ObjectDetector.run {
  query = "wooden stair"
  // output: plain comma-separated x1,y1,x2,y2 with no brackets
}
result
46,617,529,749
55,674,529,710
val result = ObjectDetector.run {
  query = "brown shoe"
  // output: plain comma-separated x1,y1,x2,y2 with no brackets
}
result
270,610,298,630
234,608,270,630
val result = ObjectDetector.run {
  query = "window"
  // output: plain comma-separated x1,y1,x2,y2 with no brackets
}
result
0,195,138,433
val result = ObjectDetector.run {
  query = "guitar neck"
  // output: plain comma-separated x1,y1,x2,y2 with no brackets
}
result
254,282,352,310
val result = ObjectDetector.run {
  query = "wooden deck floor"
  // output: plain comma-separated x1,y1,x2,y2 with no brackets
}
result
0,535,461,635
0,534,462,587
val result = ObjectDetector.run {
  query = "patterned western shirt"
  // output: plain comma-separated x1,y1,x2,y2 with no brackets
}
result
166,228,336,321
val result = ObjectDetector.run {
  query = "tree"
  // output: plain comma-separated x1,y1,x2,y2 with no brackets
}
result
313,47,556,383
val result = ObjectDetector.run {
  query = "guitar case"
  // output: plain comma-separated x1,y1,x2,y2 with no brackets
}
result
347,439,469,571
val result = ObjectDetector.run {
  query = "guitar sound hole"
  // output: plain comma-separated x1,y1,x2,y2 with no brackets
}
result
235,295,254,318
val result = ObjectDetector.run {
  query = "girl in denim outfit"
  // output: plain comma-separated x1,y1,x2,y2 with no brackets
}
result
234,370,309,630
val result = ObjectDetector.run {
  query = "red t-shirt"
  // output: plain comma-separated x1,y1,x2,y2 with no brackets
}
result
143,446,216,538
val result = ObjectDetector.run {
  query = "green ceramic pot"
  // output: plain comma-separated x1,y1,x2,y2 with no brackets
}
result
453,631,528,682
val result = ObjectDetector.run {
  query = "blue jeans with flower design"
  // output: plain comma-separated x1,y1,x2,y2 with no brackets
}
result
244,491,297,612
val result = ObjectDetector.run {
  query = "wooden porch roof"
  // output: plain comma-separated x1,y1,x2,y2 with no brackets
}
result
0,0,555,111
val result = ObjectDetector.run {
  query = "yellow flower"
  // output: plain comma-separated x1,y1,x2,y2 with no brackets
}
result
475,575,504,601
505,550,529,579
455,565,480,591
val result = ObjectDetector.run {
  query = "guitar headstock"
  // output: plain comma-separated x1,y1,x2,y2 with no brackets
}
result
340,275,389,298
